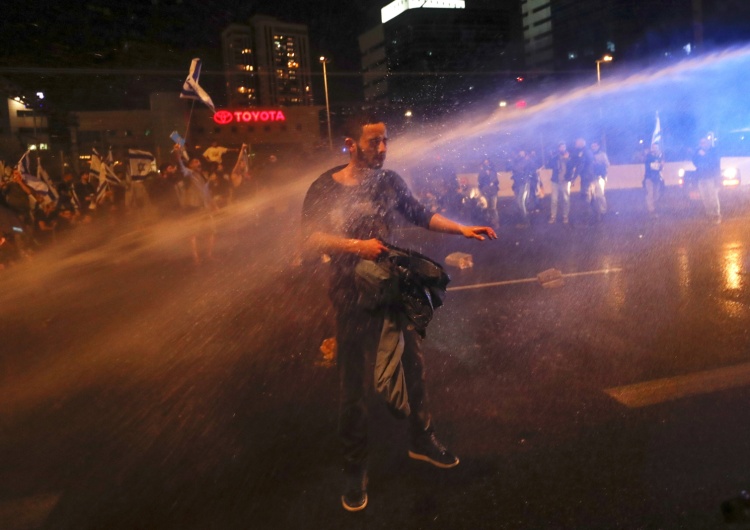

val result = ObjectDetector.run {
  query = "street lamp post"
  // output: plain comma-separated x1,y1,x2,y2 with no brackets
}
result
320,56,333,150
595,54,613,85
595,55,613,151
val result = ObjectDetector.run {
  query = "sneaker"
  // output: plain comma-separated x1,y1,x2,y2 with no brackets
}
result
562,217,569,225
341,467,368,512
548,218,556,224
408,429,460,469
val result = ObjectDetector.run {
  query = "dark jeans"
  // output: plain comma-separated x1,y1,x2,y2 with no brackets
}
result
333,296,431,470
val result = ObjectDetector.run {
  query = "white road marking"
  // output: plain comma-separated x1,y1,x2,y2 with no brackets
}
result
605,362,750,408
446,268,623,292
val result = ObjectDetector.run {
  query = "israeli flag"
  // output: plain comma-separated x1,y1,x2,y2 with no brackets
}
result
180,58,216,113
651,112,662,146
127,149,157,181
37,158,59,202
16,150,49,194
92,149,122,185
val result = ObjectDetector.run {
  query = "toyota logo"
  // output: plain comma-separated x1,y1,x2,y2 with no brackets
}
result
213,110,233,125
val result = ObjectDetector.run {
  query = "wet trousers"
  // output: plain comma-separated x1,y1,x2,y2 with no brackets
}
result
480,187,499,228
698,178,721,220
584,177,608,215
644,179,662,214
549,180,571,221
333,297,431,471
513,181,530,222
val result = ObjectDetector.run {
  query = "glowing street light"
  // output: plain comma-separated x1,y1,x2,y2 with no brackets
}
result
320,56,333,150
596,55,613,85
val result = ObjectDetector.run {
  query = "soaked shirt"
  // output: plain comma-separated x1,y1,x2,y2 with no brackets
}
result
302,165,434,299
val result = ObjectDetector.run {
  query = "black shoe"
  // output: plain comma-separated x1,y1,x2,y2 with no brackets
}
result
341,467,368,512
408,429,460,469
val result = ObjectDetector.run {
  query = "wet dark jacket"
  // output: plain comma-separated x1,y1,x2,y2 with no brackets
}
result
549,152,571,184
692,146,721,181
511,156,535,188
644,152,664,182
354,246,450,418
571,147,595,184
478,163,499,194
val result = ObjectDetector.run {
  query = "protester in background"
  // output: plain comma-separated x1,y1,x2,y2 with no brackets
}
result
570,138,596,224
33,199,58,246
202,141,229,165
174,146,216,265
3,169,35,226
229,144,254,203
147,163,182,218
206,162,231,209
643,143,664,219
527,149,544,214
692,136,722,224
57,169,81,210
477,158,499,229
74,172,96,216
590,140,609,220
302,112,496,513
511,149,534,227
548,141,572,224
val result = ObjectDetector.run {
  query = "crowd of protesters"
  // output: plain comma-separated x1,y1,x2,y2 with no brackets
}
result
0,133,725,270
0,142,265,270
413,135,723,229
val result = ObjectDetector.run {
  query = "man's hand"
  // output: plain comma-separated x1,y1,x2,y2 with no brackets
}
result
459,225,497,241
355,238,388,260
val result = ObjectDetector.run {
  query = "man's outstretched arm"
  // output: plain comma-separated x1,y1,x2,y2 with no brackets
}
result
428,214,497,241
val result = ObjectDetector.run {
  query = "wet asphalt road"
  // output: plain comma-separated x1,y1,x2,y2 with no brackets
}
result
3,186,750,529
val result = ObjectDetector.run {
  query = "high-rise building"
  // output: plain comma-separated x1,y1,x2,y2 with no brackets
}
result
222,24,258,108
522,0,618,73
221,16,314,108
359,1,521,107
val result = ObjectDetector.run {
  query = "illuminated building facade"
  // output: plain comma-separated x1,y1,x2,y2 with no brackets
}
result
221,16,314,108
359,0,520,107
222,24,258,108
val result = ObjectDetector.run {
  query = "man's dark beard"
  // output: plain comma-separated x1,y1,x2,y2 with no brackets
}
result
356,145,384,169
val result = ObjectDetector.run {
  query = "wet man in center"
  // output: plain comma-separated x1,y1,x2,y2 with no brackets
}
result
302,113,496,512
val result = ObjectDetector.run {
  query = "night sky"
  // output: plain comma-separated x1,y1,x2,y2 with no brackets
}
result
0,0,377,108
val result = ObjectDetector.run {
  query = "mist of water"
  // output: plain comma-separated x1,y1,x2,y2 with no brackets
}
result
3,46,750,415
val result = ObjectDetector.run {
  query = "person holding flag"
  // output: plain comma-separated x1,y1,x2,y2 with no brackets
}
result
4,167,36,227
229,143,254,203
643,142,665,218
173,144,216,265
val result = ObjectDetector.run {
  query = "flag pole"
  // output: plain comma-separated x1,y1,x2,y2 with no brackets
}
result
184,100,196,146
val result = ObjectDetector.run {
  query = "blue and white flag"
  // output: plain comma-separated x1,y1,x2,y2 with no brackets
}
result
37,158,59,202
180,58,216,113
127,149,157,180
91,149,121,185
651,112,662,146
16,150,50,194
92,148,122,205
233,143,250,176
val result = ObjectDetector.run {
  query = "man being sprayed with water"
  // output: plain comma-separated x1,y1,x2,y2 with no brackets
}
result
302,113,496,512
